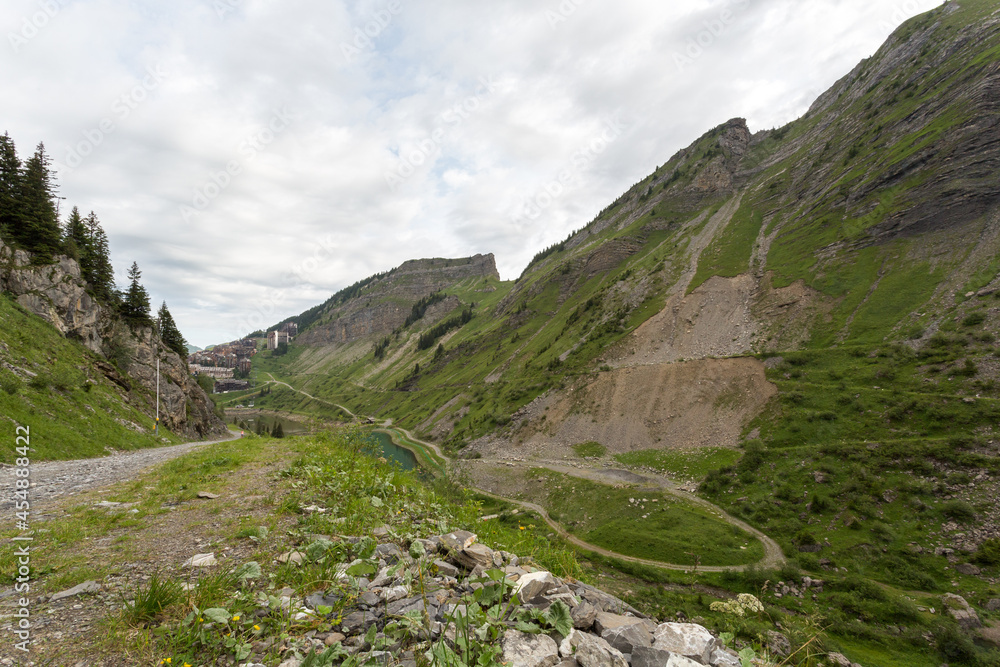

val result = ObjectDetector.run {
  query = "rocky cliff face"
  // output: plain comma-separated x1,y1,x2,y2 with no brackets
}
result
297,254,499,347
0,239,226,440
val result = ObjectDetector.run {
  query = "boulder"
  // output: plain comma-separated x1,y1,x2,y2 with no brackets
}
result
452,542,496,570
986,599,1000,612
631,647,702,667
572,601,598,630
955,563,982,576
502,629,560,667
560,630,628,667
943,593,982,630
593,612,653,654
766,630,790,657
651,623,716,664
514,571,559,603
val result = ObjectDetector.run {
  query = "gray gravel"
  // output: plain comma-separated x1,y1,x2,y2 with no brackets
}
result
0,431,239,511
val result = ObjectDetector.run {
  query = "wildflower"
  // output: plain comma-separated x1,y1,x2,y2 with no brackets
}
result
254,624,261,631
232,614,240,621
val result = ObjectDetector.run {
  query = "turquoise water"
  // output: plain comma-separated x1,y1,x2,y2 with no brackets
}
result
367,431,419,471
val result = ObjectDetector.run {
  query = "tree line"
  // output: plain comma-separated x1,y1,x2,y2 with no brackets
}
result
0,132,187,358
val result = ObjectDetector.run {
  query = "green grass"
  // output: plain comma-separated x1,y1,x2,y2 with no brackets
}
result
0,292,183,462
571,441,607,458
524,468,764,567
615,447,743,482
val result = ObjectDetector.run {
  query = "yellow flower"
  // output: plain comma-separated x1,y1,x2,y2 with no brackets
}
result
519,526,525,531
184,664,192,667
198,617,203,623
254,624,261,631
232,615,240,621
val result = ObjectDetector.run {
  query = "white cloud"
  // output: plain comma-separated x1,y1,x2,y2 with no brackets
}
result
0,0,931,346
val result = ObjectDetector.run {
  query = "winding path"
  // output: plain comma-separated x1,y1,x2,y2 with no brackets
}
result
224,376,785,572
381,426,785,572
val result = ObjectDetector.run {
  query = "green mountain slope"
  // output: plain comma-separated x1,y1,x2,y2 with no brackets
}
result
0,292,183,461
252,4,1000,663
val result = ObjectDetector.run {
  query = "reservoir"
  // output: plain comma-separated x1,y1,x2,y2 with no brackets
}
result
367,430,419,471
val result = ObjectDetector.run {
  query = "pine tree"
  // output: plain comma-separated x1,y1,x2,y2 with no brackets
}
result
0,133,22,242
121,261,151,326
63,206,87,261
15,143,61,261
157,302,188,358
85,212,115,303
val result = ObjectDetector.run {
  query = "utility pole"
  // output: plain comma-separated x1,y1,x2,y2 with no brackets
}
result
155,356,160,435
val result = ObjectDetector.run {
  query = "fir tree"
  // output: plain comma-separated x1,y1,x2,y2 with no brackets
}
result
84,212,115,303
0,133,22,242
63,206,87,260
15,143,61,261
121,261,152,326
156,302,188,358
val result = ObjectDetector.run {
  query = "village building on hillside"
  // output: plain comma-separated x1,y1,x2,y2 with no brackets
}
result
268,330,290,350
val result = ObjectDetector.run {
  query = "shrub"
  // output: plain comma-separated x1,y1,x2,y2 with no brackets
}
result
0,368,20,395
972,537,1000,566
941,500,976,523
961,312,986,327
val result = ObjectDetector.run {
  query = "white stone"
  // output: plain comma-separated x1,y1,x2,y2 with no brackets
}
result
502,629,560,667
651,623,716,664
183,553,217,568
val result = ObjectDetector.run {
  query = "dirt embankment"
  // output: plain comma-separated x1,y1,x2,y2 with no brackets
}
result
500,358,775,459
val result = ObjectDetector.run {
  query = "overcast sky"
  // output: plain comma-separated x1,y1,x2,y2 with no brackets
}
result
2,0,934,347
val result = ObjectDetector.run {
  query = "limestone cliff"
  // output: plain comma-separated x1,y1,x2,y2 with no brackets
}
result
0,239,226,440
297,254,499,347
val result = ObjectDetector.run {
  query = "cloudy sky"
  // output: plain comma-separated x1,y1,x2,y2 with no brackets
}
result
2,0,933,347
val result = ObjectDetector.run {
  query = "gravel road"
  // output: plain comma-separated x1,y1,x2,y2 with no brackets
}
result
0,431,239,511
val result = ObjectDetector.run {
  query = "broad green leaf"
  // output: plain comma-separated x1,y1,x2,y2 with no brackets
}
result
235,561,262,579
203,607,231,624
543,600,573,637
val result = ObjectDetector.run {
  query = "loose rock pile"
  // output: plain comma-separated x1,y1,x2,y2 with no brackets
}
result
238,529,753,667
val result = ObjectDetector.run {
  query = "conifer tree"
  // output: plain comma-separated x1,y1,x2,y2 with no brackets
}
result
121,261,152,326
0,133,22,242
16,143,61,261
63,206,87,260
156,302,188,358
84,212,115,302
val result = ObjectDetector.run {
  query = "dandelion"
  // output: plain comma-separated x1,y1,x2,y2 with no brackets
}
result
232,614,240,621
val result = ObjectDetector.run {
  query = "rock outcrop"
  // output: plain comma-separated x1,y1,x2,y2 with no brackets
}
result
0,238,226,440
296,254,499,347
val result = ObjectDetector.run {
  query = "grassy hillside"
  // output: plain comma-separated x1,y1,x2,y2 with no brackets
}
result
0,293,183,461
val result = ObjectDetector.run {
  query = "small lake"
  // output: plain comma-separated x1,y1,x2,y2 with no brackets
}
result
367,430,419,472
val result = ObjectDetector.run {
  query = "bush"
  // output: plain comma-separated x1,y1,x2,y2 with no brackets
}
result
973,537,1000,566
0,368,20,395
941,500,976,523
961,312,986,327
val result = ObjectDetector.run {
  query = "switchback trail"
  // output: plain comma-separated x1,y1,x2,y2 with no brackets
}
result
381,426,785,573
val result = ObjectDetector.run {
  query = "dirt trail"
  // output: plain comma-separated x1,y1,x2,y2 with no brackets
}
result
0,431,240,511
384,427,785,572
